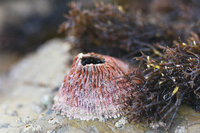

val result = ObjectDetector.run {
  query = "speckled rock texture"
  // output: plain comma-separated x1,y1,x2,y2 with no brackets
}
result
0,39,200,133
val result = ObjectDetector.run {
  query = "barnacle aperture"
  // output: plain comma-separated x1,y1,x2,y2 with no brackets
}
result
53,52,130,120
81,56,105,66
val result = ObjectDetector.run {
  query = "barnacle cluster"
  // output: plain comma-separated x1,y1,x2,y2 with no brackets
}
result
121,32,200,130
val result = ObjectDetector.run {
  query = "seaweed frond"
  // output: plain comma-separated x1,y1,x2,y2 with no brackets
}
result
122,32,200,130
60,2,173,63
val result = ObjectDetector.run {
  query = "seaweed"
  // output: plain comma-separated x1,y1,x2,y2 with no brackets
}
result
121,32,200,130
60,0,200,64
149,0,200,41
59,2,174,64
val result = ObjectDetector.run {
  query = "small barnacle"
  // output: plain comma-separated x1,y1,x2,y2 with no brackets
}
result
23,124,33,132
32,125,42,132
23,116,32,124
23,124,42,132
53,52,131,120
48,118,59,124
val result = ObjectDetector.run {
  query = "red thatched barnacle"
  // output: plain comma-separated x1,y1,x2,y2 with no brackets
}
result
53,52,130,120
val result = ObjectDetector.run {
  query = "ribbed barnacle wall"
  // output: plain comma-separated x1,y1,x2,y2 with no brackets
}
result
53,52,130,120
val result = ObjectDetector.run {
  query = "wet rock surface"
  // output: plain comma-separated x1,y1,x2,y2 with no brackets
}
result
0,39,200,133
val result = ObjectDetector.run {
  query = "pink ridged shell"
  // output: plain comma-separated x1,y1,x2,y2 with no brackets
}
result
53,52,130,120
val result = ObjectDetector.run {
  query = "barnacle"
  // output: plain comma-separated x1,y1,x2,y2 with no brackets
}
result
121,32,200,130
53,52,131,120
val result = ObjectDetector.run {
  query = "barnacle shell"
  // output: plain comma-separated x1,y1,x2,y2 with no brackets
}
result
53,52,130,120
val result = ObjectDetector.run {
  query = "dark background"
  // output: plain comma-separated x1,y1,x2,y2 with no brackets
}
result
0,0,199,73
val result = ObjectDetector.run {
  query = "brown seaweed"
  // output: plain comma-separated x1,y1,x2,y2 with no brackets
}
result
121,32,200,130
59,2,174,64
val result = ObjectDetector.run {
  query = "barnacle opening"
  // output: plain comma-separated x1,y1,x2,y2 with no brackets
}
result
81,56,105,66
